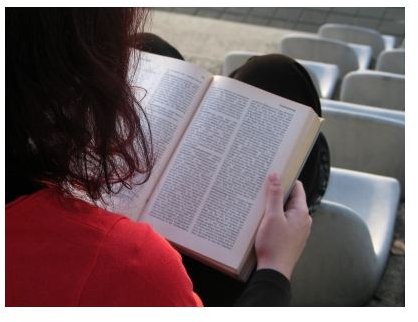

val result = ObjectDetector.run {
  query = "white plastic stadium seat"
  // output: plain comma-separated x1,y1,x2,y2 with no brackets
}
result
346,42,373,69
321,105,405,199
278,34,359,80
296,59,340,99
376,49,405,74
318,23,386,63
221,50,262,77
292,168,400,306
340,70,405,111
382,34,397,51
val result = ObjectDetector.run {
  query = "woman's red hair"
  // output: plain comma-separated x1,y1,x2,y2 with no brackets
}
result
6,8,153,202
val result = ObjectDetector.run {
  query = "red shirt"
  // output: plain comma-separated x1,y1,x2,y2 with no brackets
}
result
6,188,203,306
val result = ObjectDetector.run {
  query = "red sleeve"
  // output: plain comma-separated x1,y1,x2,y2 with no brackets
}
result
78,218,203,306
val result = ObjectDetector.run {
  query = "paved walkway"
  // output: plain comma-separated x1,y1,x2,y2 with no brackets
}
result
156,7,405,45
148,11,306,74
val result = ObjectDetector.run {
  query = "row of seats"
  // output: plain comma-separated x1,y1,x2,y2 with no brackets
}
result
222,50,405,110
280,34,404,75
221,49,403,306
276,23,404,104
221,51,405,188
317,23,405,75
317,23,401,66
278,35,405,101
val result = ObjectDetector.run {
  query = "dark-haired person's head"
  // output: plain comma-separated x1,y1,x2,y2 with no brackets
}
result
230,54,330,210
6,8,153,203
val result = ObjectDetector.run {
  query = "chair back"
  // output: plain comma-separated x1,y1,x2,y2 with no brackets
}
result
340,70,405,110
318,23,385,61
321,106,405,199
279,34,359,80
221,50,262,76
296,59,340,99
376,49,405,74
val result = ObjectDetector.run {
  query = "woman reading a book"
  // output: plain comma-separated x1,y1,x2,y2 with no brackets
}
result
6,8,321,306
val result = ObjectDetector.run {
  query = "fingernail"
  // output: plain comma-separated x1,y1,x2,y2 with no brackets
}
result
268,172,279,183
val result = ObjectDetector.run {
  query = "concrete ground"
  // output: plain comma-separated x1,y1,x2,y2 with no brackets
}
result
156,7,405,46
146,10,405,306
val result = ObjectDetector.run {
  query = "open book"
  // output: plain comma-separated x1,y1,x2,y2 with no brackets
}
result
104,52,321,281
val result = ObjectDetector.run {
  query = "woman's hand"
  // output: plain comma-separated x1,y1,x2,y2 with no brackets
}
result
255,173,312,280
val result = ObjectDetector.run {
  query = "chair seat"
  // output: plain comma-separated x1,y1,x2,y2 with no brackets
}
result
291,168,400,306
323,168,400,261
291,199,376,306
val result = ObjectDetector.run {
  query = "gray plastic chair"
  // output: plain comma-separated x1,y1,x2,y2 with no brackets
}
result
318,23,386,63
382,34,397,50
279,34,359,80
346,42,373,69
221,50,339,99
292,168,400,306
376,49,405,74
321,105,405,199
340,70,405,111
297,59,340,99
221,50,261,76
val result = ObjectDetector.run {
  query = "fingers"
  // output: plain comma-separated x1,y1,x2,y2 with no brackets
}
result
256,175,311,277
265,176,309,222
265,173,284,219
285,180,309,213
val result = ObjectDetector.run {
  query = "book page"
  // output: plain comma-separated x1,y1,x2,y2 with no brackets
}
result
142,76,320,275
102,52,212,220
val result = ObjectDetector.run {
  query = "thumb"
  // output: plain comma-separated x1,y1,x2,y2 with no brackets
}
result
265,173,284,219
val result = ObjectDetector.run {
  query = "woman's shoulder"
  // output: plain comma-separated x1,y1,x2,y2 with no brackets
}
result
102,215,187,274
5,187,165,250
7,187,202,306
104,215,171,255
80,210,202,306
